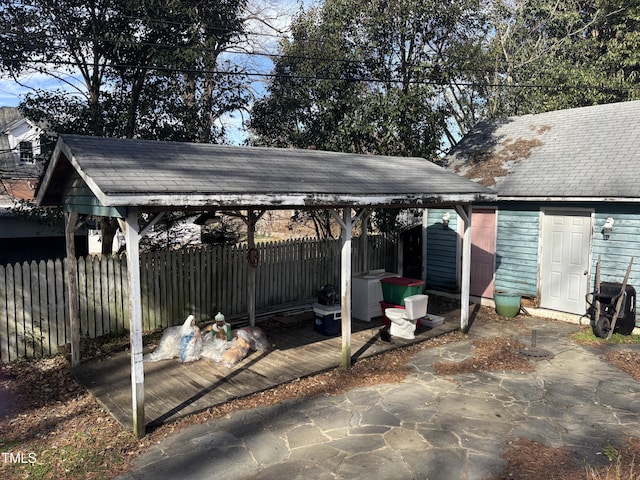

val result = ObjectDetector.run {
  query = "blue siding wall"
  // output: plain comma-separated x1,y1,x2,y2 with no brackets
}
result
63,172,124,218
425,208,458,291
493,204,539,296
591,205,640,296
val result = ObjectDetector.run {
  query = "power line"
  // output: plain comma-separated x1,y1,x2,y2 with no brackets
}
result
3,56,629,94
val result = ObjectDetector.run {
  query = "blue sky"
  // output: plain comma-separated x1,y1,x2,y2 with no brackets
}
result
0,0,312,145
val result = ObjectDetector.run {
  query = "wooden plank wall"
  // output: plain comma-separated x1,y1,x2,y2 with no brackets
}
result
494,205,540,296
592,206,640,288
425,208,459,291
0,236,395,362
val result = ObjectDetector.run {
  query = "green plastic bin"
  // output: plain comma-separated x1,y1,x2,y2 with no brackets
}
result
380,277,424,306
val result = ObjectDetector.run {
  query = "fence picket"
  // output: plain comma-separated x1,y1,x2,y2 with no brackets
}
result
36,261,47,356
5,264,17,361
27,261,39,358
77,257,87,337
13,263,24,358
45,260,55,354
56,259,66,350
0,265,8,362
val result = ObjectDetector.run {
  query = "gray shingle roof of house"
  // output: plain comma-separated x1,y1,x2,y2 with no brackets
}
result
37,134,495,211
445,100,640,200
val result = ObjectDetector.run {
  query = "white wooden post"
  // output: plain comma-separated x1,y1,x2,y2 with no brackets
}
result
64,211,80,367
124,211,145,438
421,209,428,282
330,208,353,370
455,205,472,332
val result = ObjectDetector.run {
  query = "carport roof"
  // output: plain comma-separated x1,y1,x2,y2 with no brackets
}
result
36,134,495,211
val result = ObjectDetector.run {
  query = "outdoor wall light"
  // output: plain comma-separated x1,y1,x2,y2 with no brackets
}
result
603,217,614,240
442,212,450,228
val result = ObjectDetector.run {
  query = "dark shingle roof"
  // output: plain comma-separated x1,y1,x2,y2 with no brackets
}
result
37,135,495,210
445,100,640,200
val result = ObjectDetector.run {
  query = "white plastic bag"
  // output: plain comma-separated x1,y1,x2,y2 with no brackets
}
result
201,333,232,363
144,325,182,362
144,315,202,363
234,326,269,351
221,336,251,368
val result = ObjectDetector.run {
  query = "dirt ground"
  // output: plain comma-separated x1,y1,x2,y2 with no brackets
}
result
1,300,639,480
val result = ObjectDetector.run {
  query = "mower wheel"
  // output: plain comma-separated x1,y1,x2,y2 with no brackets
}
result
593,315,611,339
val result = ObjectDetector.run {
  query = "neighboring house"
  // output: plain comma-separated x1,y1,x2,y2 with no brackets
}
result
0,106,87,264
424,100,640,325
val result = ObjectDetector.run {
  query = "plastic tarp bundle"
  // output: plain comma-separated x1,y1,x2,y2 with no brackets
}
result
234,326,269,351
144,315,202,363
200,333,232,363
202,326,269,367
144,318,269,367
143,326,182,362
220,336,251,367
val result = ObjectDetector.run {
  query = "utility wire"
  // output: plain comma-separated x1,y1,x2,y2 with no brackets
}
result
2,57,627,93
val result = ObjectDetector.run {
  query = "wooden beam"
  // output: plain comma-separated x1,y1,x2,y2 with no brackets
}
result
246,209,266,327
124,211,145,438
330,208,353,370
139,212,166,237
455,205,472,332
64,211,80,367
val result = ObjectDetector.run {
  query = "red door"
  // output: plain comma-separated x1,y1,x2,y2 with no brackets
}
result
470,209,496,298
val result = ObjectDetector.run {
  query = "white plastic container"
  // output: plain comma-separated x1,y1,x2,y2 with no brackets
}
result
421,314,444,328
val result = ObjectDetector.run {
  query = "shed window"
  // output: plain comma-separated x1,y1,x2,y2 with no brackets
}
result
19,141,34,163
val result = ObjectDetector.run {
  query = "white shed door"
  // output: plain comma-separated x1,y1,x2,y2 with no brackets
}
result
540,211,592,314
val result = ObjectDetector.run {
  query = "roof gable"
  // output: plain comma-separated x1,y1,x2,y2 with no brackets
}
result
445,100,640,200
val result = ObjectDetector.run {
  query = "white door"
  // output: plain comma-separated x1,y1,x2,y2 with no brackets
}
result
540,210,592,314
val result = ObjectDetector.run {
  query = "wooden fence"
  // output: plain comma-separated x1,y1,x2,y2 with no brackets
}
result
0,236,396,362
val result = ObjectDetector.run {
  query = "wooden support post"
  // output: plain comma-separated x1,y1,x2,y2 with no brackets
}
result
64,212,80,367
331,208,353,370
244,209,265,327
455,205,472,332
421,209,428,282
124,211,145,438
247,211,257,326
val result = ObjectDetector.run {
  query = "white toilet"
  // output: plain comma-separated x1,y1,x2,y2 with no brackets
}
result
385,294,429,340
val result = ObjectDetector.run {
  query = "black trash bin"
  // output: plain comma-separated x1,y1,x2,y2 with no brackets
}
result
590,282,636,336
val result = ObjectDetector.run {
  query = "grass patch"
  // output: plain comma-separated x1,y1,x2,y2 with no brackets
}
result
571,327,640,345
0,438,23,450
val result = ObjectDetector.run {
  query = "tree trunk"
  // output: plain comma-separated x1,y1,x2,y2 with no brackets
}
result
100,217,120,255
